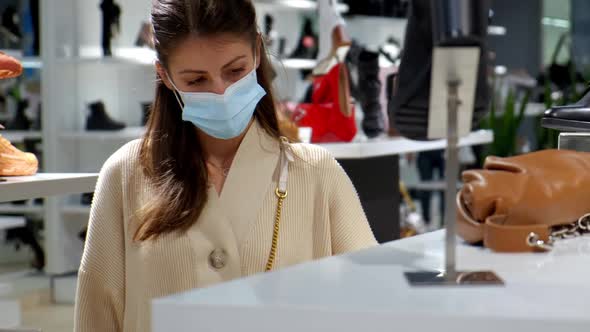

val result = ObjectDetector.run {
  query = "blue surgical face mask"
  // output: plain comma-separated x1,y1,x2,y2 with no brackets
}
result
167,54,266,140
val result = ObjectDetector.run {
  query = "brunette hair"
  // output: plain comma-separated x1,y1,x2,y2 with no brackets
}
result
136,0,280,241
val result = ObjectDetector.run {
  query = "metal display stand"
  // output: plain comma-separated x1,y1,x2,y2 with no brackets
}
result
405,47,503,286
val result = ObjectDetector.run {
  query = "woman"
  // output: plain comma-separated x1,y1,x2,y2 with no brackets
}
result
74,0,377,331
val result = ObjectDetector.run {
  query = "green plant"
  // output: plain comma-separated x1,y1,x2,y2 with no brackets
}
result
480,88,530,162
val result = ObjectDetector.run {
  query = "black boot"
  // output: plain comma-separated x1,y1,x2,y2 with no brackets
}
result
288,18,318,60
1,6,21,42
141,102,152,126
358,50,384,138
86,101,126,131
542,88,590,131
5,222,45,271
7,100,32,130
345,40,364,99
81,192,94,205
100,0,121,57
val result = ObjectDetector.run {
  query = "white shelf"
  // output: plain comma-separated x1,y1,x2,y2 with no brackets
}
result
1,130,42,142
255,0,348,13
0,216,26,230
488,25,507,36
56,47,156,67
60,126,145,141
0,50,42,69
272,58,395,71
0,204,43,214
21,56,43,69
61,204,90,216
0,173,98,203
273,58,318,70
320,130,494,159
60,128,491,159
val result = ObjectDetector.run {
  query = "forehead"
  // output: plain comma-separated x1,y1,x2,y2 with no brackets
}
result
167,34,253,70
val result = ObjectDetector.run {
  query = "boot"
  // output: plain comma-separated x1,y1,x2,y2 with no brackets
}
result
358,50,384,138
100,0,121,57
0,132,38,176
79,227,87,242
86,101,126,131
141,102,152,126
81,192,94,205
542,87,590,131
1,6,21,41
7,100,32,130
288,18,318,60
5,223,45,271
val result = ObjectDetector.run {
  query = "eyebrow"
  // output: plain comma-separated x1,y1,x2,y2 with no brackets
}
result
178,55,247,75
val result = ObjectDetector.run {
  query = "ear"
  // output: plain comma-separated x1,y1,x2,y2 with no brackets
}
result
156,61,175,91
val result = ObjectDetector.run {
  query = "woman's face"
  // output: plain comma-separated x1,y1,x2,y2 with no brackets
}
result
159,33,259,94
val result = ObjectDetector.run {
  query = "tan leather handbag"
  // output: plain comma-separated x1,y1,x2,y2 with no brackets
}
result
457,149,590,252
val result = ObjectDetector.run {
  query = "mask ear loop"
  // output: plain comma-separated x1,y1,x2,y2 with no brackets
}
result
164,71,185,109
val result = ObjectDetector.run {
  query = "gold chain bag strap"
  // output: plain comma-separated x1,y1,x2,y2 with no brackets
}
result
265,137,294,271
456,149,590,253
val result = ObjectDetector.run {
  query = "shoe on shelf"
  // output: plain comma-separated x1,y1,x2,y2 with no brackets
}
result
358,49,384,138
0,131,38,176
81,192,94,205
5,222,45,271
86,101,126,131
135,21,154,49
0,51,23,79
542,87,590,132
288,18,318,60
79,227,87,242
141,102,152,126
7,100,32,130
1,6,21,45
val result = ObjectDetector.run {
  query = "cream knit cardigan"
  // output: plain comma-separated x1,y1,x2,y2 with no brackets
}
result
74,122,377,331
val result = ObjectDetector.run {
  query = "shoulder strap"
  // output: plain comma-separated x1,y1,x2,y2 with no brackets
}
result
483,215,551,253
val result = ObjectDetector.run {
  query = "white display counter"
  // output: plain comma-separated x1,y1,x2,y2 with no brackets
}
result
153,230,590,332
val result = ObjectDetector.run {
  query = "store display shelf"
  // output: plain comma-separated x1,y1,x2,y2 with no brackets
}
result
0,50,42,69
255,0,348,13
60,126,145,141
1,130,42,142
56,47,156,67
21,56,43,69
488,25,507,36
273,58,317,70
0,216,26,230
61,204,91,216
320,129,493,159
273,57,395,71
0,173,98,203
0,204,44,214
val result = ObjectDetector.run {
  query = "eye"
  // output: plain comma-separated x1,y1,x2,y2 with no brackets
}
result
230,68,245,76
187,77,206,86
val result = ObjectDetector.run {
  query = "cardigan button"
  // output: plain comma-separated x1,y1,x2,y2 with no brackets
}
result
208,249,227,269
